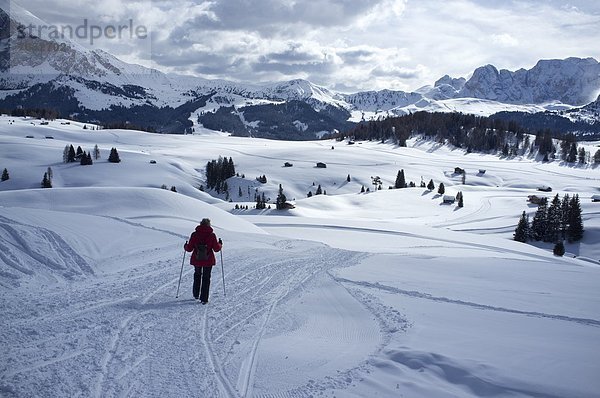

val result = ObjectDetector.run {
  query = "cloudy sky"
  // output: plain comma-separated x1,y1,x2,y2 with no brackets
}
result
13,0,600,92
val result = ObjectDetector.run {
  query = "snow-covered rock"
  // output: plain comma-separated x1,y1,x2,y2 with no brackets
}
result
459,57,600,106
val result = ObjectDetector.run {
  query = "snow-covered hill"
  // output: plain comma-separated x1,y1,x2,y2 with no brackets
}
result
1,116,599,397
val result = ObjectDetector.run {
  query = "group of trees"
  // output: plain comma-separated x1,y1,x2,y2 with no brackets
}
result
307,183,326,197
514,194,584,251
255,192,268,209
3,108,60,120
62,144,106,165
341,111,597,164
205,156,235,193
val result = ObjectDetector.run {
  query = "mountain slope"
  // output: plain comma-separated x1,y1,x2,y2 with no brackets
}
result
1,2,600,137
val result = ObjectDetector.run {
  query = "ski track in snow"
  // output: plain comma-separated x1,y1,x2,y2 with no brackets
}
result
333,276,600,327
0,215,94,283
0,215,373,398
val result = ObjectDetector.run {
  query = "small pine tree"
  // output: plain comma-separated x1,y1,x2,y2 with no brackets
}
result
457,191,464,208
567,143,577,163
307,191,313,198
68,145,76,163
427,179,435,191
108,148,121,163
170,186,177,192
531,198,548,241
1,168,9,181
513,211,530,242
395,169,406,189
347,174,351,182
360,185,365,193
544,194,562,243
437,183,445,195
80,152,93,165
41,172,52,188
276,184,287,210
553,241,565,256
566,194,584,242
594,149,600,164
316,184,323,195
578,147,586,164
63,145,70,163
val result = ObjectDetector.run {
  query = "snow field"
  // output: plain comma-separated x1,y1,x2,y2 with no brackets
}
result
1,115,600,397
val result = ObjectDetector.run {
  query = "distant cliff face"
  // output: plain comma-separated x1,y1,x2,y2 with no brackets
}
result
459,57,600,106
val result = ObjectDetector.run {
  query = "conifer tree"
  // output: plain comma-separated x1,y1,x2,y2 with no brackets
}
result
531,198,548,241
239,186,243,197
108,148,121,163
316,184,323,195
94,144,100,160
566,194,584,242
276,184,287,210
560,193,570,239
457,191,464,208
545,194,562,243
395,169,406,189
80,152,93,165
76,146,83,159
307,191,313,197
41,172,52,188
553,241,565,256
567,143,577,163
347,174,351,182
360,185,365,193
427,179,435,191
68,145,76,163
437,182,445,195
1,168,9,181
514,211,530,243
578,147,586,164
63,145,70,163
594,149,600,164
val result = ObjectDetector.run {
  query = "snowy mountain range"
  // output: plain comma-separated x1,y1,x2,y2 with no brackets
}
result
1,1,600,137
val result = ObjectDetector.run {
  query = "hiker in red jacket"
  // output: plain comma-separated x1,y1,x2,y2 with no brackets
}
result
184,218,222,304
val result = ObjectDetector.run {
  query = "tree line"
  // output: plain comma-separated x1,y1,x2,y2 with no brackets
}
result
340,111,600,163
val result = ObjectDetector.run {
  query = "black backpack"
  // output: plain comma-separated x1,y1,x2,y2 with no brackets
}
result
194,242,209,261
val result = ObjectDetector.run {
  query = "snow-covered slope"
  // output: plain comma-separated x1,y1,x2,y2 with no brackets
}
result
1,117,599,397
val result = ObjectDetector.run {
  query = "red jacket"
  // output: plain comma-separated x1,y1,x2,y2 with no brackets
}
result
184,225,222,267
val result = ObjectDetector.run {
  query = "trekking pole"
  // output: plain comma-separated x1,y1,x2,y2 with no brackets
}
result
220,249,226,297
175,248,186,298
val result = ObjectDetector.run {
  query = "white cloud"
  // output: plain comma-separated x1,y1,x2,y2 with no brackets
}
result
491,33,519,48
10,0,600,92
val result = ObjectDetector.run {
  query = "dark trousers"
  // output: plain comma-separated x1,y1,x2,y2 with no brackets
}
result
193,266,212,302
